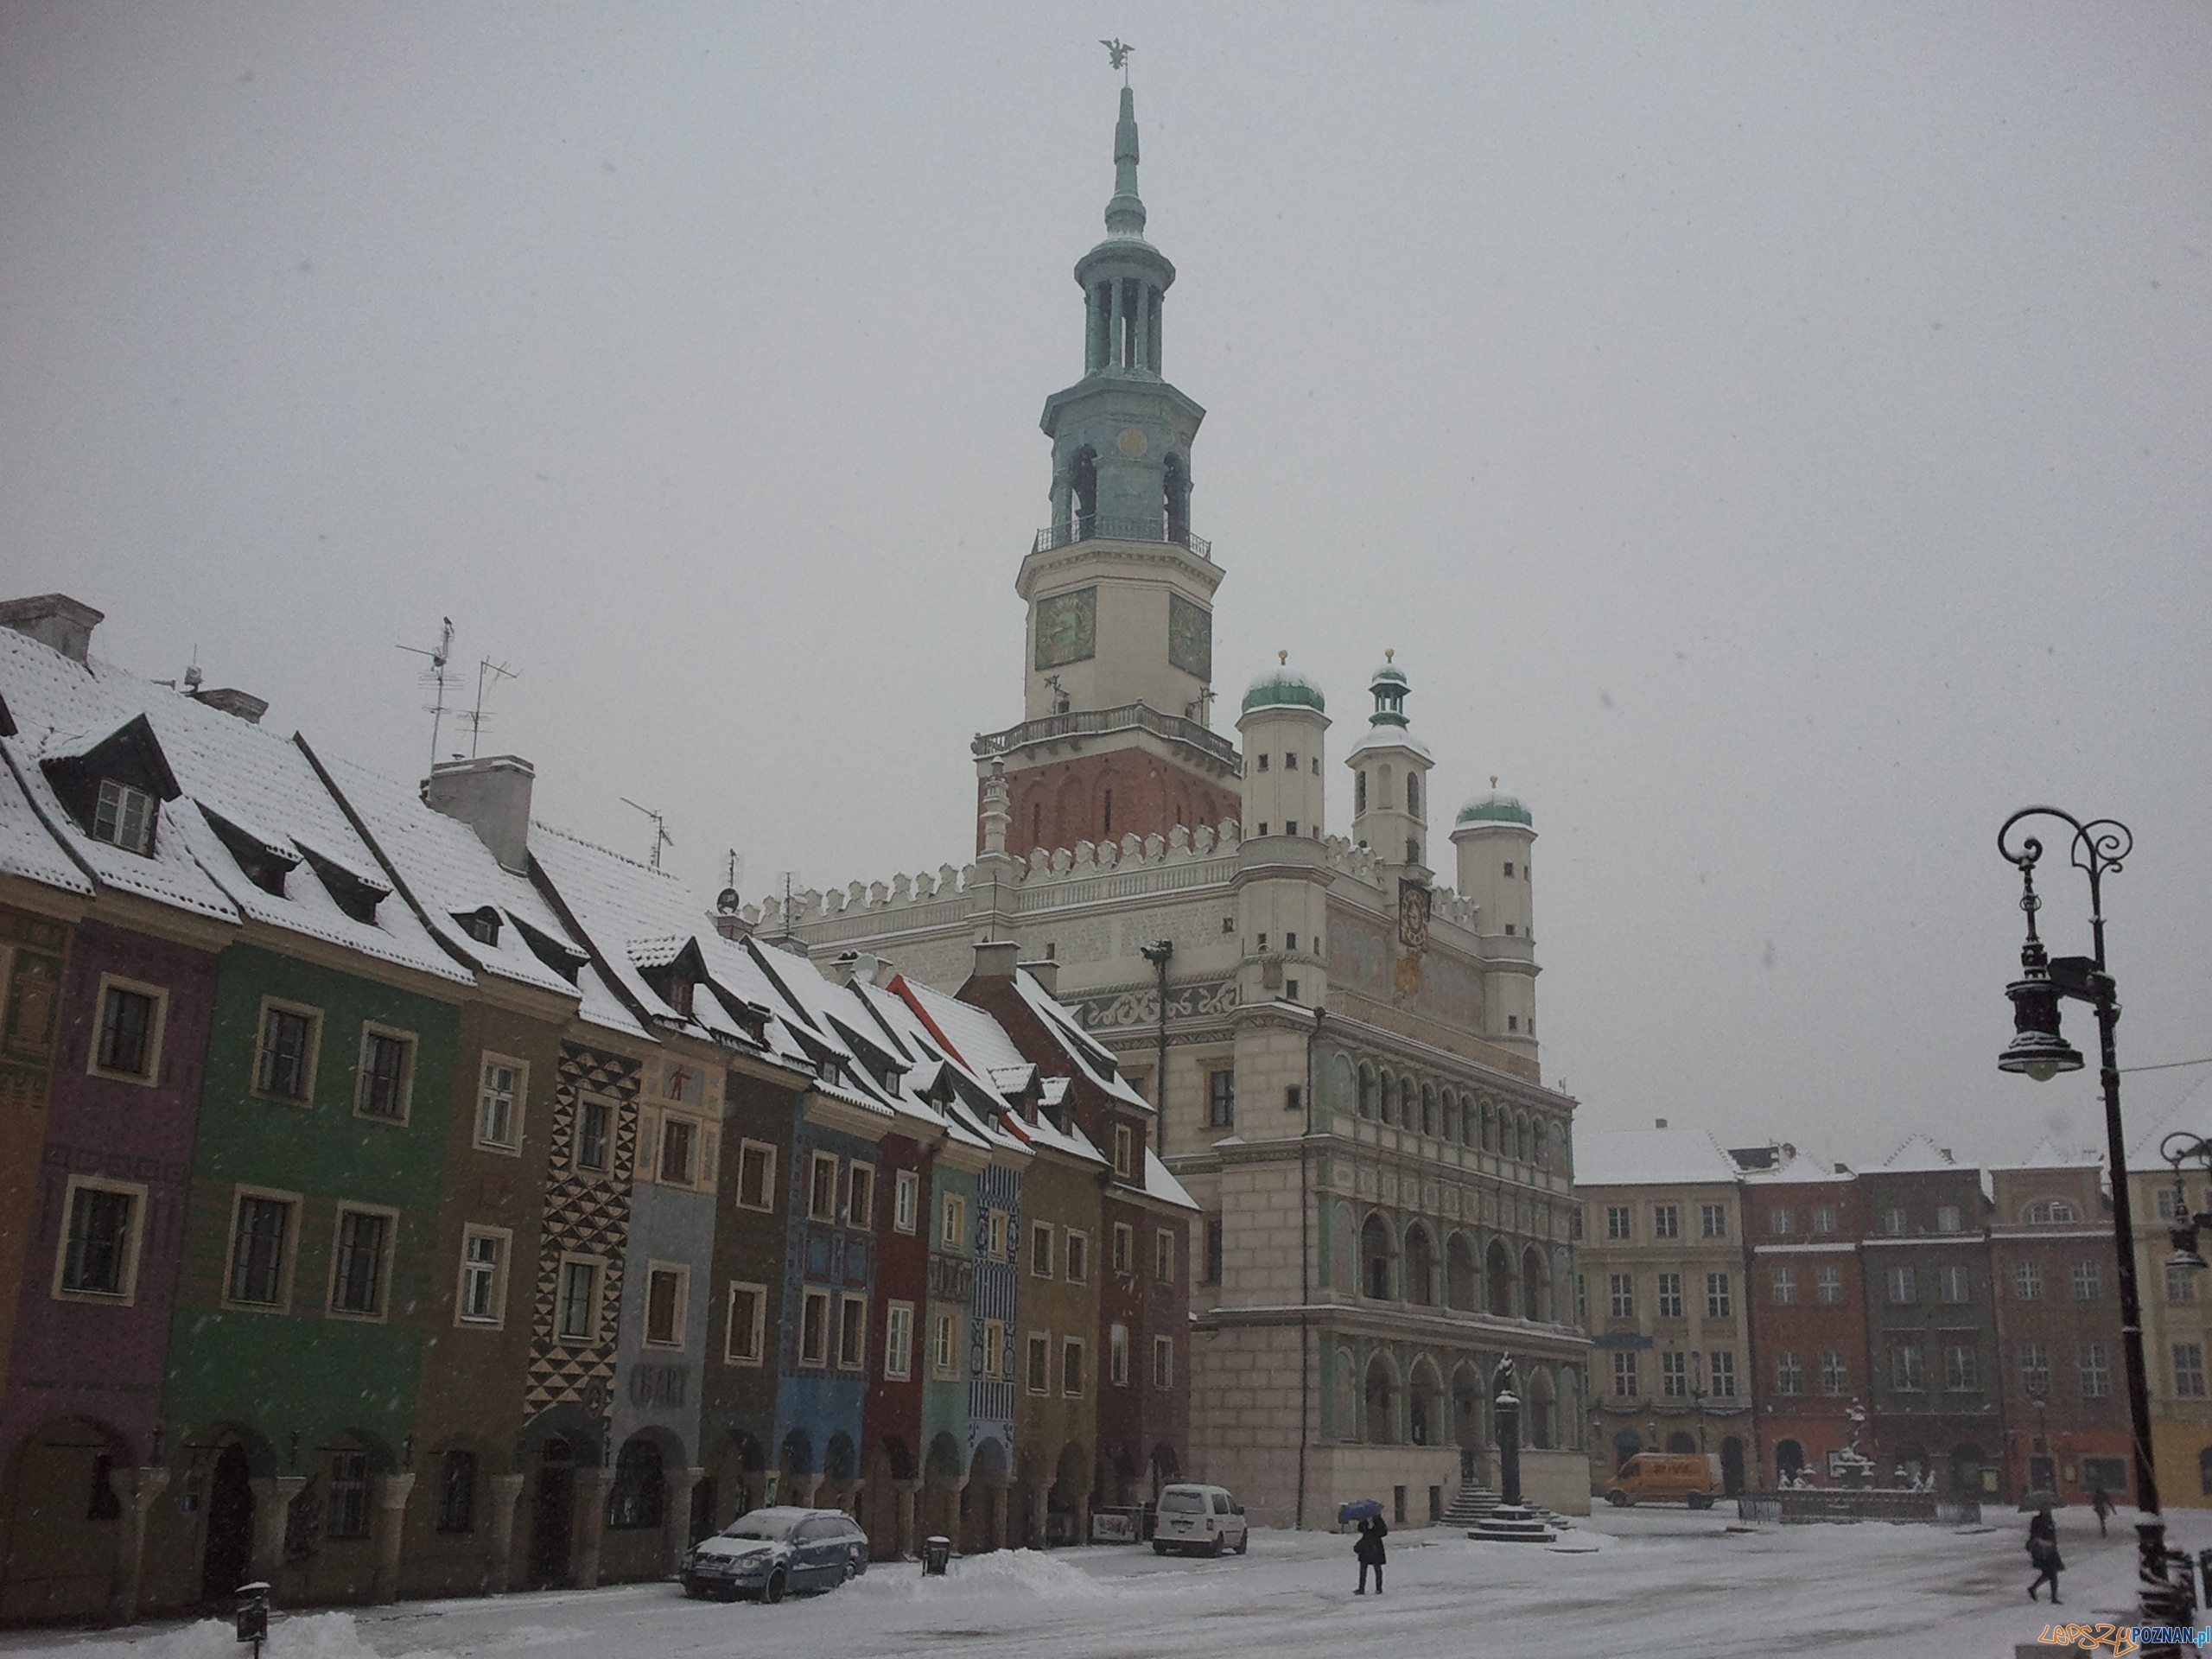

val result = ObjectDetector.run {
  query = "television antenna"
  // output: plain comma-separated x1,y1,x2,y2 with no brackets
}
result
396,618,456,771
779,870,800,942
620,798,673,871
715,849,744,915
460,658,518,758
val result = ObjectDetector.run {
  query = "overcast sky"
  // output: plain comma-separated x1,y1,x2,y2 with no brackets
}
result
4,3,2206,1173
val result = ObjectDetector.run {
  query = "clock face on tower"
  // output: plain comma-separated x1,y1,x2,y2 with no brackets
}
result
1168,592,1212,680
1035,587,1098,670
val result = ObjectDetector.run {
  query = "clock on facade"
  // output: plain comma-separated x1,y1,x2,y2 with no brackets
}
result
1035,586,1098,671
1167,592,1211,681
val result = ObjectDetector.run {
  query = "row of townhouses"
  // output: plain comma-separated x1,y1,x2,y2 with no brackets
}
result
0,593,1195,1624
1574,1121,2212,1512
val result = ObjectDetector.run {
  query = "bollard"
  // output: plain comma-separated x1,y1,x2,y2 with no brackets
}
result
923,1535,951,1576
234,1581,270,1658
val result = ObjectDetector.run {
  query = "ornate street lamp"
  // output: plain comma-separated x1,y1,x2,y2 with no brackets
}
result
1995,807,2185,1640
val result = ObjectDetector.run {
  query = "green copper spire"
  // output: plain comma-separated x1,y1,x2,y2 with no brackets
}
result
1104,86,1147,239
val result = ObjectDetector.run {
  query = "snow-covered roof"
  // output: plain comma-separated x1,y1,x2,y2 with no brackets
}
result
1573,1127,1741,1188
1007,969,1154,1114
1878,1134,1967,1174
0,628,459,975
315,750,588,1004
0,748,92,896
1987,1137,2103,1173
1348,721,1435,763
1141,1145,1199,1211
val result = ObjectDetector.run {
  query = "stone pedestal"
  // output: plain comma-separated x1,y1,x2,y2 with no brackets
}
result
486,1474,526,1594
371,1471,416,1603
247,1475,305,1585
110,1465,169,1624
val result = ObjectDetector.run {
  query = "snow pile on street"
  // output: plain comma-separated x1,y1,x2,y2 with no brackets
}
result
856,1549,1116,1599
143,1614,425,1659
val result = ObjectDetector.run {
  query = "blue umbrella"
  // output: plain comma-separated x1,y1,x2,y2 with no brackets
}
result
1338,1498,1383,1523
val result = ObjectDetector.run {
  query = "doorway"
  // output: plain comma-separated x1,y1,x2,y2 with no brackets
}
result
199,1445,255,1606
529,1438,575,1588
1720,1437,1746,1496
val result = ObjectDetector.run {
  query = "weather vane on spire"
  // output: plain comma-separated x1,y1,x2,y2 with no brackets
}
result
1100,38,1133,80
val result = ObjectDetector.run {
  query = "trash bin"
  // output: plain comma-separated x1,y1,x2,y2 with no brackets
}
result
923,1535,952,1576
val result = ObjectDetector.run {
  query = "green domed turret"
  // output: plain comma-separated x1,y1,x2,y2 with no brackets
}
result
1242,658,1325,715
1457,791,1534,828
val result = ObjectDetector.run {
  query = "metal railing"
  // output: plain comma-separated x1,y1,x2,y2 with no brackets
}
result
973,700,1238,769
1033,517,1212,561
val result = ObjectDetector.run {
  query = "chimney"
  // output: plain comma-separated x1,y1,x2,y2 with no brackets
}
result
423,754,535,874
0,594,104,664
1654,1117,1669,1130
973,939,1020,980
1020,958,1059,996
1939,1147,1954,1163
191,687,269,724
828,950,883,988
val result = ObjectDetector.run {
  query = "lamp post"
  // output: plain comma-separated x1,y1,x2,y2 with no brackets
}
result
1689,1351,1710,1454
1995,807,2183,1637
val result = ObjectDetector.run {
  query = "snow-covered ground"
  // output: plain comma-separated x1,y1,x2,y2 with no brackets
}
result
3,1503,2199,1659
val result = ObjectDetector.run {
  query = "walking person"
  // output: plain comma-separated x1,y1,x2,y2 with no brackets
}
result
2026,1508,2063,1605
1354,1511,1389,1596
2090,1487,2112,1538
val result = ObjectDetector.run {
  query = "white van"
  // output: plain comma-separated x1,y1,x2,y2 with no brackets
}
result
1153,1484,1249,1556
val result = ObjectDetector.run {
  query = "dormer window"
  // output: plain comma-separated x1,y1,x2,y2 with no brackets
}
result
668,977,695,1019
93,779,156,854
456,907,501,946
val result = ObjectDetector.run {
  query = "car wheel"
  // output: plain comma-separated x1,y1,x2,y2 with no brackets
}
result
764,1569,787,1605
1153,1541,1169,1555
1234,1530,1249,1555
1209,1536,1224,1557
841,1557,857,1583
1606,1490,1629,1507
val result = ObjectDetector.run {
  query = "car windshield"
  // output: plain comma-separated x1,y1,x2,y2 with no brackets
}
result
1160,1492,1205,1514
721,1513,800,1541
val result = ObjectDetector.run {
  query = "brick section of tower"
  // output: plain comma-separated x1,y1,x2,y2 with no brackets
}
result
980,750,1241,856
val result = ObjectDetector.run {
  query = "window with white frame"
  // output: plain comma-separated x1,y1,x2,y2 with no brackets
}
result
1027,1332,1050,1393
456,1225,510,1326
988,1209,1008,1261
1605,1206,1630,1241
253,1001,320,1103
2018,1341,2051,1397
2168,1264,2198,1304
2177,1343,2209,1399
1032,1221,1054,1278
847,1163,875,1228
54,1177,143,1302
1770,1207,1793,1236
941,1193,968,1250
1944,1344,1978,1392
1882,1207,1907,1236
1612,1351,1637,1397
736,1141,775,1210
575,1097,613,1174
1661,1351,1687,1398
2015,1262,2044,1301
1112,1223,1134,1275
1700,1204,1726,1239
476,1056,523,1151
1815,1264,1843,1304
1655,1273,1681,1319
1941,1263,1971,1304
354,1026,416,1122
1153,1336,1173,1389
885,1300,913,1379
1154,1228,1175,1284
645,1264,689,1349
933,1310,960,1378
328,1206,395,1319
1887,1265,1916,1305
1812,1205,1836,1235
1609,1274,1635,1319
2079,1342,2110,1399
837,1294,867,1370
226,1191,296,1308
92,779,156,854
2029,1198,2076,1224
1065,1230,1089,1284
810,1153,839,1222
893,1170,919,1233
726,1283,767,1364
2072,1260,2101,1301
1109,1322,1129,1386
1776,1351,1803,1395
1821,1351,1847,1395
1112,1123,1134,1179
90,976,164,1084
1771,1265,1796,1306
1891,1344,1924,1392
1653,1205,1679,1240
1706,1273,1732,1318
1709,1350,1737,1397
1936,1205,1961,1234
557,1255,603,1342
799,1287,831,1366
658,1116,702,1187
1063,1336,1085,1397
982,1318,1006,1380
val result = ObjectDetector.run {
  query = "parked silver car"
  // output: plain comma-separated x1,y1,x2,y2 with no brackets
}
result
682,1506,869,1602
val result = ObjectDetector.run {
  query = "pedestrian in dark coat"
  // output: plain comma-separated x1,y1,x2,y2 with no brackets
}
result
2090,1488,2112,1538
1354,1513,1389,1596
2026,1509,2063,1605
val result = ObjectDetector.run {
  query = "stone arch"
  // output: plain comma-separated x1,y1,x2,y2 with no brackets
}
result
1398,1077,1416,1129
1332,1201,1357,1294
1334,1349,1359,1440
779,1427,816,1479
925,1432,963,1482
1776,1439,1806,1482
1357,1063,1378,1120
823,1430,857,1482
518,1402,606,1472
969,1437,1009,1484
1329,1052,1355,1116
3,1415,135,1622
1403,1221,1437,1306
1445,1230,1478,1311
1408,1357,1444,1447
1480,1100,1497,1153
1420,1084,1437,1137
1361,1213,1397,1301
1363,1352,1400,1446
1440,1089,1459,1146
1485,1237,1516,1317
608,1432,671,1532
1613,1430,1644,1473
1516,1112,1533,1164
1521,1243,1550,1322
1667,1431,1697,1454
